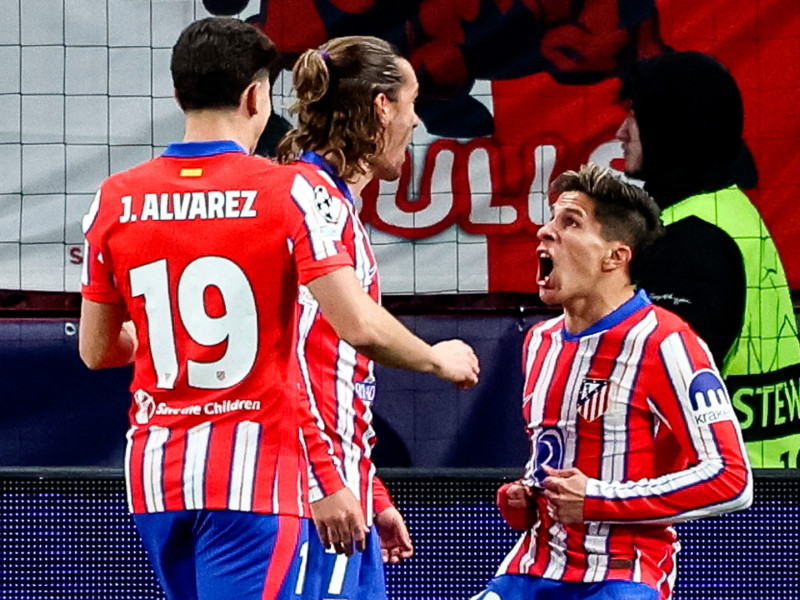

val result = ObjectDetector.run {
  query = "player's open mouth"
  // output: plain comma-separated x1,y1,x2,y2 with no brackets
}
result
537,250,553,286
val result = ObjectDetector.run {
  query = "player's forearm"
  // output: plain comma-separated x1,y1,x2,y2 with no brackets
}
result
80,329,135,369
345,303,439,373
307,268,439,374
305,448,348,498
79,300,136,369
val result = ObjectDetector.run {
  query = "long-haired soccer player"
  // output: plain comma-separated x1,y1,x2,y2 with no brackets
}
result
276,35,432,600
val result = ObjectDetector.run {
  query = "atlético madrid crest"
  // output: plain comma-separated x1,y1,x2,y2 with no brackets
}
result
577,378,611,422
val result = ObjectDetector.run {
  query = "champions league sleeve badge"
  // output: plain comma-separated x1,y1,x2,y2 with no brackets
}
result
313,185,342,223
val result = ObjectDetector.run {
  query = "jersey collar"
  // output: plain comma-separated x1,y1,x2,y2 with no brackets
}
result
562,288,652,340
298,151,355,206
162,140,248,158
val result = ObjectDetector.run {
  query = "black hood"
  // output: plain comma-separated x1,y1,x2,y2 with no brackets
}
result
620,50,757,208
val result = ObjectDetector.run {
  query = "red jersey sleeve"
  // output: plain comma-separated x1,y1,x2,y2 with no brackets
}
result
285,170,354,285
583,326,753,524
496,481,538,530
81,190,125,305
373,476,394,514
286,168,355,498
299,381,348,498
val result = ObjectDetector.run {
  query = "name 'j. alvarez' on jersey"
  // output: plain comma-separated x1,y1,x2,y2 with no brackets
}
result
81,141,356,519
118,190,258,223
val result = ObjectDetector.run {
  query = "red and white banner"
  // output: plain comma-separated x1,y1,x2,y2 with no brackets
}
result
2,0,797,295
247,0,800,292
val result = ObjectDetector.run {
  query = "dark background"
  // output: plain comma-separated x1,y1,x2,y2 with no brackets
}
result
1,473,798,600
0,306,550,470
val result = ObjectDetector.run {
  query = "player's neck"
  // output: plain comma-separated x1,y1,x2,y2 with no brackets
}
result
347,171,373,199
562,284,636,335
313,150,374,199
182,111,256,154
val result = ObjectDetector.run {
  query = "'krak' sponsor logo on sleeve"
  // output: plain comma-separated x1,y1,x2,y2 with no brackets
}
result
689,369,735,426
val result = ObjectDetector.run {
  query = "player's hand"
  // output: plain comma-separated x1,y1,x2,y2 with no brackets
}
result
374,506,414,564
310,488,369,555
504,481,534,508
541,465,588,524
121,320,138,362
496,481,537,530
121,320,137,346
430,340,480,389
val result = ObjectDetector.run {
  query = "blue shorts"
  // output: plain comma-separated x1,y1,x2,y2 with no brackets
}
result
299,523,386,600
133,510,308,600
470,574,660,600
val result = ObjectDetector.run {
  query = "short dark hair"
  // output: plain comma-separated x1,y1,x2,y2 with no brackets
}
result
551,163,663,281
171,17,276,111
276,36,403,181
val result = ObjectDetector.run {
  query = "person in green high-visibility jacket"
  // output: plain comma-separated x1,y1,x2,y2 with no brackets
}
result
616,50,800,468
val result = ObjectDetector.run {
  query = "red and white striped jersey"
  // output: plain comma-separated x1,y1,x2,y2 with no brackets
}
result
293,154,382,522
497,290,752,599
81,141,354,517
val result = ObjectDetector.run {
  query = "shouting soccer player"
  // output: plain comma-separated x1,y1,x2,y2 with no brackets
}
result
472,163,752,600
276,36,430,600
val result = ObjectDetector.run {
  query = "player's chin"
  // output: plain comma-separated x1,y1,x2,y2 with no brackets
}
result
624,160,644,180
374,161,402,182
537,286,561,307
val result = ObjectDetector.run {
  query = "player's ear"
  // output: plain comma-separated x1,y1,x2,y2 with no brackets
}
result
602,242,632,271
374,92,391,127
243,80,267,117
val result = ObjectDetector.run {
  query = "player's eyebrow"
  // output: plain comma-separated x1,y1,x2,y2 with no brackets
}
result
553,204,588,220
